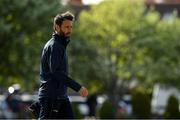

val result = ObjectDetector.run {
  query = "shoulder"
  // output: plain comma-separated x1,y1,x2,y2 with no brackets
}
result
44,38,62,50
44,38,54,49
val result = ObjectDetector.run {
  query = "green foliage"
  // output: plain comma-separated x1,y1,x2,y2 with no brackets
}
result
0,0,63,91
164,95,180,118
72,0,180,96
69,23,104,93
99,100,115,119
131,86,152,118
71,103,83,119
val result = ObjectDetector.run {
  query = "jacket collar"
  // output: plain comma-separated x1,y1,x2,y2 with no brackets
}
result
52,33,70,47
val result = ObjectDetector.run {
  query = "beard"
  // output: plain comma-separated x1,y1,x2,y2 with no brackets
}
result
59,29,71,39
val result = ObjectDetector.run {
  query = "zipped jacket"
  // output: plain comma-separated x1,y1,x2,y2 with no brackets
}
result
38,33,81,100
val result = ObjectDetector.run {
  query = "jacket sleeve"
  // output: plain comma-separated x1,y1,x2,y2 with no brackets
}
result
49,43,82,92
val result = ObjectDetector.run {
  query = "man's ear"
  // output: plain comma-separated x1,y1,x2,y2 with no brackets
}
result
54,24,60,32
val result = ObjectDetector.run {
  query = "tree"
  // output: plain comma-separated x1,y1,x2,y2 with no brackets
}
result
164,95,180,118
0,0,63,91
71,0,180,111
99,100,115,119
131,86,151,118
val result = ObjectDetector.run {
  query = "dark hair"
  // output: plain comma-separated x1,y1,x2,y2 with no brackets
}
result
54,11,74,26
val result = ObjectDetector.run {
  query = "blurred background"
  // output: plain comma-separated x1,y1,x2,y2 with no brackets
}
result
0,0,180,119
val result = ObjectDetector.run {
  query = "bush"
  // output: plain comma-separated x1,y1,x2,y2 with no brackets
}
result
131,86,151,118
71,103,83,119
164,95,180,118
99,100,115,119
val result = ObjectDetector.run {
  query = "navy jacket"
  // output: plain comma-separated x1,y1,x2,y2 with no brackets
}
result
38,33,81,100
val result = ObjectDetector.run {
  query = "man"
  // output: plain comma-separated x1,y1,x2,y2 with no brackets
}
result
38,11,88,119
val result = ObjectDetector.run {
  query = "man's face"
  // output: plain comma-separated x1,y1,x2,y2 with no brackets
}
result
57,20,73,38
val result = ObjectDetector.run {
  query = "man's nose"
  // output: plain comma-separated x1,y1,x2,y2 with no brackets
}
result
67,28,71,31
68,28,72,32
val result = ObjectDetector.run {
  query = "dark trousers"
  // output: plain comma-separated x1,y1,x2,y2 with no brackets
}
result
39,98,74,119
